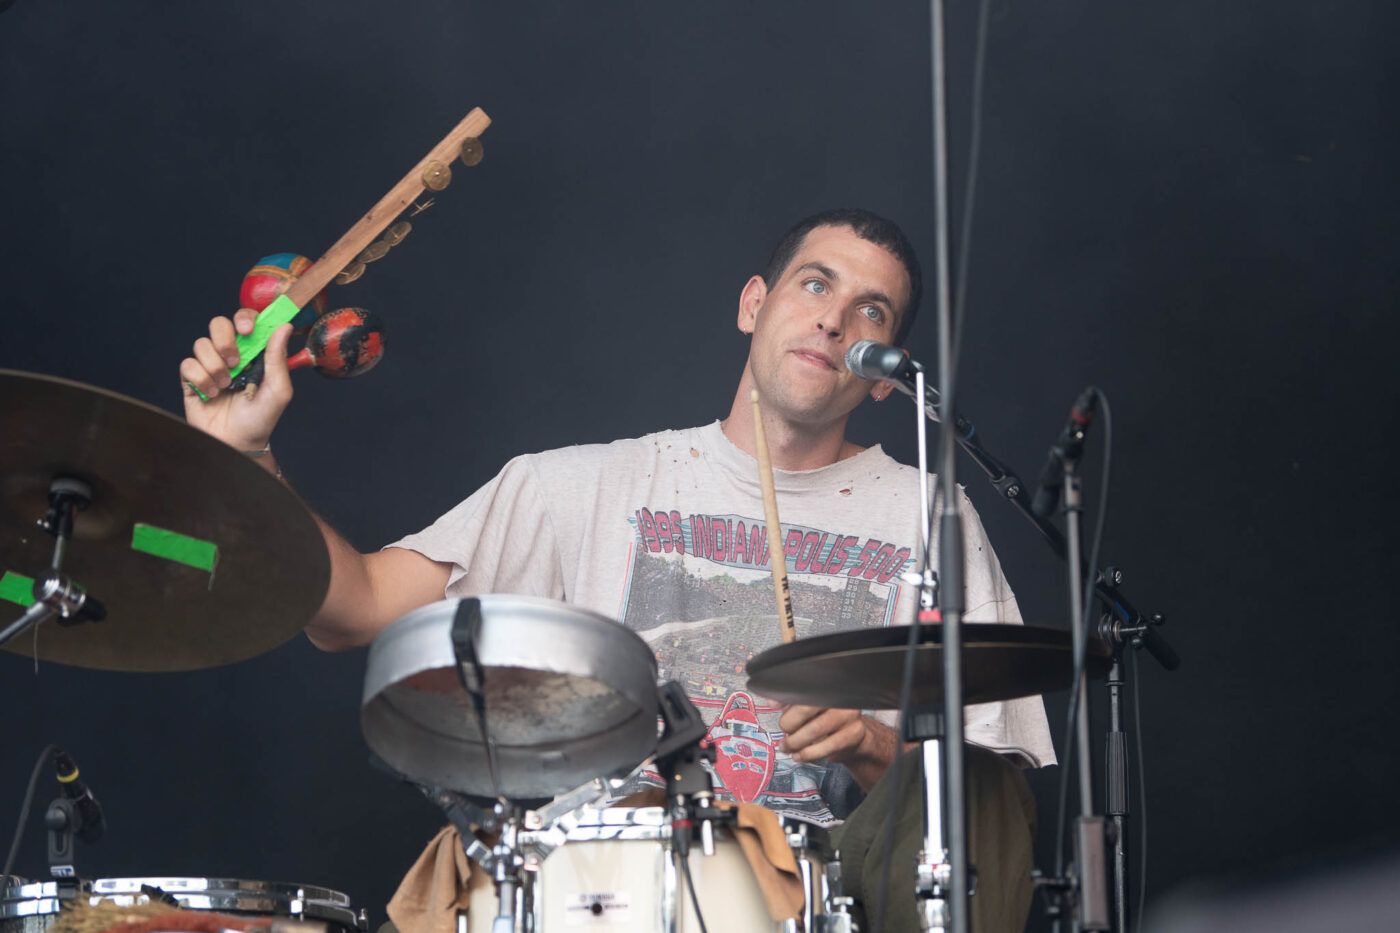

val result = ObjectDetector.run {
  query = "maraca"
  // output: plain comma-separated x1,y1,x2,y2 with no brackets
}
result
239,253,328,332
288,307,385,378
230,307,384,391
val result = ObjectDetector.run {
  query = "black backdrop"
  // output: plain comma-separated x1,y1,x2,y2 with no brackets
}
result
2,1,1398,928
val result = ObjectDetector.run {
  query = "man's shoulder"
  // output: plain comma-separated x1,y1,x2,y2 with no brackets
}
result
517,424,709,476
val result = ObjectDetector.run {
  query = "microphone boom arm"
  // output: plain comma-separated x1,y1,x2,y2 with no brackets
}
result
909,395,1179,671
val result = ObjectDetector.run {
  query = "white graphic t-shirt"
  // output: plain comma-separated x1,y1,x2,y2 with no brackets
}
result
389,421,1054,825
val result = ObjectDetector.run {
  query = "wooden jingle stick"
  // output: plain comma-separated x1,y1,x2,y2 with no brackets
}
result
288,106,492,306
204,107,492,399
751,390,797,644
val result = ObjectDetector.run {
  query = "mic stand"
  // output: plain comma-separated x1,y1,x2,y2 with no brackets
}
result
925,0,970,928
1097,578,1170,933
655,682,732,929
902,365,960,933
450,599,527,933
1061,458,1110,931
906,401,1181,933
0,479,105,650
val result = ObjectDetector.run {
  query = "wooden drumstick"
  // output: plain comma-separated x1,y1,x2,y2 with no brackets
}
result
751,390,797,643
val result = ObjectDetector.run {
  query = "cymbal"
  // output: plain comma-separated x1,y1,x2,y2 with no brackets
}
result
0,370,330,671
746,622,1111,710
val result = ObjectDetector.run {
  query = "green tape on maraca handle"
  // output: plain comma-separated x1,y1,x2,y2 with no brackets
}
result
229,294,301,379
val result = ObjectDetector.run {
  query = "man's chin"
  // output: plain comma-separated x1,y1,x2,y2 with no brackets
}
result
765,389,862,428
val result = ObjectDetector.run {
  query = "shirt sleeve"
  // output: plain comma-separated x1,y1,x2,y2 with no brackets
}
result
383,454,567,602
957,487,1058,768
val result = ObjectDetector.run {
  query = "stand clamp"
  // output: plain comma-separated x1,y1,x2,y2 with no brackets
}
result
0,479,106,650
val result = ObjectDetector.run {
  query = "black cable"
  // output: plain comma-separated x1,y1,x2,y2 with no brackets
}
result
675,849,710,933
1051,389,1113,881
1132,649,1147,933
2,744,59,886
948,0,993,388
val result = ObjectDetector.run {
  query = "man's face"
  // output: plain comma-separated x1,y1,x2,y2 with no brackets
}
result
739,224,910,425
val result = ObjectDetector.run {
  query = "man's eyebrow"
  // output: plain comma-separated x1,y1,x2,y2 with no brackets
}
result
857,288,895,310
795,261,839,282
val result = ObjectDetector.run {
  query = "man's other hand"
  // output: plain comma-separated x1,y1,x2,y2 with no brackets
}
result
778,705,903,792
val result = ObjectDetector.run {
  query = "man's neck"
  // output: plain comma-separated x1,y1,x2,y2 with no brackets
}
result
720,371,863,471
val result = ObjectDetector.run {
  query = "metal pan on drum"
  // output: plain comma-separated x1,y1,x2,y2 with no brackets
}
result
0,876,366,931
361,595,659,798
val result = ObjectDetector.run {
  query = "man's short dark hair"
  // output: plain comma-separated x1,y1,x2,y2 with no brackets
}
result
762,208,922,345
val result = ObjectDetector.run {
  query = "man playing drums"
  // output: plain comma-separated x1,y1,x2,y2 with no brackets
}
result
180,208,1050,931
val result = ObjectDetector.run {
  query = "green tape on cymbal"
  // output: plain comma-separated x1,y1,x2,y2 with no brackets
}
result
0,571,34,607
131,523,219,573
229,293,300,379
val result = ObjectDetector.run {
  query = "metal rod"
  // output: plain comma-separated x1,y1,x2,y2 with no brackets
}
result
929,0,969,929
1106,651,1128,932
0,600,56,649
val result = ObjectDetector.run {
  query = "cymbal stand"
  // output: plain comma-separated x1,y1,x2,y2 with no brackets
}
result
0,478,106,650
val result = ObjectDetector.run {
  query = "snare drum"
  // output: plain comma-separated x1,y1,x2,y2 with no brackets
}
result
0,876,366,932
463,807,829,932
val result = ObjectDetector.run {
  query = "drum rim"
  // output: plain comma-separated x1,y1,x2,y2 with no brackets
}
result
1,876,358,924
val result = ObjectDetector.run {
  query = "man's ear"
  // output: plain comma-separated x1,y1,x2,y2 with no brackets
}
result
737,275,767,335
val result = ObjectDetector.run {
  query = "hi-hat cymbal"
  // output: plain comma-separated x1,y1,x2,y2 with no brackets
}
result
0,370,329,672
746,622,1111,710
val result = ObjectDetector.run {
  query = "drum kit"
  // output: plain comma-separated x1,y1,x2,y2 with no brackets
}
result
0,366,1155,932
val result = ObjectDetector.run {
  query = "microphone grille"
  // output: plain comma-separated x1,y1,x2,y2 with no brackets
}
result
845,340,878,376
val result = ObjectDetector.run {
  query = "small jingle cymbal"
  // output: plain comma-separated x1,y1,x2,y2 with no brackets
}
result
357,241,392,264
459,137,484,167
422,161,452,192
382,221,412,246
335,260,366,285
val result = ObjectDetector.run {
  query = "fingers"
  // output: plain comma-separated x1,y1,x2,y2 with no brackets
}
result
790,718,867,764
192,337,232,390
179,356,218,400
233,308,257,335
781,708,862,761
259,323,295,398
777,704,823,736
209,316,240,368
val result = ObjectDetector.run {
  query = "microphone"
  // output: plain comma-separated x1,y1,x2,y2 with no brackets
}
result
53,749,106,844
1030,386,1099,518
845,339,920,383
844,340,976,440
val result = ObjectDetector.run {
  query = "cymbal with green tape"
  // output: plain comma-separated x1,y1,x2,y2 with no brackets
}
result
0,369,330,671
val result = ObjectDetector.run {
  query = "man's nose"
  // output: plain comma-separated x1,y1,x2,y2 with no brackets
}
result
814,304,844,338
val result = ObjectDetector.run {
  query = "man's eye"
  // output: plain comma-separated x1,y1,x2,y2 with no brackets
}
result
861,305,885,323
803,279,827,295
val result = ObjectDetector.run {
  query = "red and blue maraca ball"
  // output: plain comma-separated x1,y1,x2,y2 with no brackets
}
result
239,253,328,331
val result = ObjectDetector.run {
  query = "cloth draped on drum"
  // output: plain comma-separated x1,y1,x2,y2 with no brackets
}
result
386,797,806,933
832,744,1038,933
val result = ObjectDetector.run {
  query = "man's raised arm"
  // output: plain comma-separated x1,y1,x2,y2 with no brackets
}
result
179,309,449,651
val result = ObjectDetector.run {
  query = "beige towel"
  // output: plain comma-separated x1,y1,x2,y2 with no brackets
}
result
386,824,476,933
